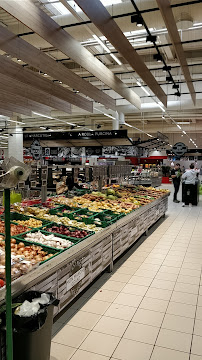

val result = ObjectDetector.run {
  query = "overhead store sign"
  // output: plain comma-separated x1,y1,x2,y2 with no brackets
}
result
172,142,188,157
24,130,128,140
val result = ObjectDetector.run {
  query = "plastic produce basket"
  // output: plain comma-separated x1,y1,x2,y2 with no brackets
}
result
72,208,99,224
8,212,52,227
14,229,80,252
49,205,80,218
10,236,62,264
42,222,94,241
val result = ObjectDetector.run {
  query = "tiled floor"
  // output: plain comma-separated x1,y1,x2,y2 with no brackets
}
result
51,184,202,360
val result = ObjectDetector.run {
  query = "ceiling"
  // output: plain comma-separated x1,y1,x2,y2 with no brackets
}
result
0,0,201,149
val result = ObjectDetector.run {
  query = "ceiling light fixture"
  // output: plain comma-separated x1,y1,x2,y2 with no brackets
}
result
166,75,173,83
40,126,46,130
146,35,157,43
162,65,171,72
136,81,150,96
153,53,163,62
183,131,186,134
131,14,143,27
175,91,181,97
172,83,179,89
177,124,181,129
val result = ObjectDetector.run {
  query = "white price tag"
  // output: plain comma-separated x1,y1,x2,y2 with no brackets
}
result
156,209,160,216
66,268,85,292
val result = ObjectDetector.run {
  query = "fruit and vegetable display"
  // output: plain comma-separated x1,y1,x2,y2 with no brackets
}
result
0,185,169,287
0,220,28,236
23,231,73,249
13,218,43,228
45,225,91,239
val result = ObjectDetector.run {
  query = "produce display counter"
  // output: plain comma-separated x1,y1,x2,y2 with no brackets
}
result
0,188,169,359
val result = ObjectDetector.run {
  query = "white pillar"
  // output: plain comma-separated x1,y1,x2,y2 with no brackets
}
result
112,111,119,130
8,124,23,162
119,112,125,125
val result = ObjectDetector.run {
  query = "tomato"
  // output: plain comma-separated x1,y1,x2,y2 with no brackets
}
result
0,279,5,287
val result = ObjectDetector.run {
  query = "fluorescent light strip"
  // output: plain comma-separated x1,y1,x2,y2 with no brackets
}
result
40,126,46,130
8,119,25,125
33,111,77,127
136,81,150,96
177,124,181,129
183,131,186,135
92,34,122,65
157,102,165,112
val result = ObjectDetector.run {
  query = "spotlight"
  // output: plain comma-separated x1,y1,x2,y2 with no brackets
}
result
71,125,76,130
162,65,171,72
172,83,179,89
46,127,50,130
23,127,27,131
166,75,173,83
153,53,163,62
162,115,165,119
175,91,181,97
97,124,101,129
146,35,157,43
131,14,143,27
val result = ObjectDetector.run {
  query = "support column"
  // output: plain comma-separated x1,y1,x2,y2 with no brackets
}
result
119,112,125,126
8,122,23,162
112,111,119,130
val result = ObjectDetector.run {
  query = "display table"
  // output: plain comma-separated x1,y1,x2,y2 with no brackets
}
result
0,194,169,359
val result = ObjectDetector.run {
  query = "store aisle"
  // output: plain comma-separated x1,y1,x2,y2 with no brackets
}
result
51,185,202,360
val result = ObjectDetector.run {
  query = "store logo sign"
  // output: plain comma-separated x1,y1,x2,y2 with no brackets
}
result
172,142,188,157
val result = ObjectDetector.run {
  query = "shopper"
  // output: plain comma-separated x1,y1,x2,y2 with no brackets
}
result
171,163,182,203
182,163,197,207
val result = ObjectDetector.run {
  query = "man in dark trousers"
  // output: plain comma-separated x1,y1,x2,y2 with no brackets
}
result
171,163,182,203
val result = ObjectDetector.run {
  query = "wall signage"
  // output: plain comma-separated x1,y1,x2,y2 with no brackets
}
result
172,142,188,157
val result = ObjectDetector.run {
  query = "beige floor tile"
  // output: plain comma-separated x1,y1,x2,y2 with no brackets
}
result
174,282,199,295
67,311,101,330
79,331,120,357
155,272,178,282
190,354,202,360
144,258,164,265
158,266,180,274
162,314,194,334
70,350,110,360
81,299,111,315
116,266,139,275
56,308,77,324
163,260,183,268
123,322,159,345
50,342,76,360
156,328,192,352
138,263,161,272
197,296,202,307
123,260,143,269
93,315,129,337
52,325,89,348
179,268,201,278
170,291,198,305
92,289,119,303
194,320,202,336
104,302,136,321
150,346,189,360
140,297,168,313
181,263,202,270
101,280,125,292
114,292,143,307
192,335,202,356
128,276,153,286
112,338,153,360
177,275,200,285
198,287,202,295
121,283,148,296
167,301,196,318
110,273,132,283
132,308,164,327
146,288,172,301
134,269,158,278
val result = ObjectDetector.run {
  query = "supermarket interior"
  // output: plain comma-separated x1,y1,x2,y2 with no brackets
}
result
0,0,202,359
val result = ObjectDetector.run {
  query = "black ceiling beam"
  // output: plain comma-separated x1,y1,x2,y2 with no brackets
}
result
17,0,201,37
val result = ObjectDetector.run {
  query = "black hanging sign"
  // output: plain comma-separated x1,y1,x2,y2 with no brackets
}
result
172,142,188,157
